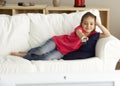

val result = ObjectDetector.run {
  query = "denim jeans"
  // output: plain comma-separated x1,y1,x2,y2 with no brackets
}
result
24,39,63,60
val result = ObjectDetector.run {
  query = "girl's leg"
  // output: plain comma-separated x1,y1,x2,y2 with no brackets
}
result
10,52,27,57
24,49,63,60
22,39,57,60
40,49,64,60
28,39,56,55
10,39,56,59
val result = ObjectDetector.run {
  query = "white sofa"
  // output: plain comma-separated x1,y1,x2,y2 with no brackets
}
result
0,9,120,74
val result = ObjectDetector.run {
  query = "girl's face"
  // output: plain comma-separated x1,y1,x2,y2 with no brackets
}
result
81,16,96,33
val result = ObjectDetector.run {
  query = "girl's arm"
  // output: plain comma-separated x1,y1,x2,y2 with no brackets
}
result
96,20,111,38
76,30,88,42
76,29,85,39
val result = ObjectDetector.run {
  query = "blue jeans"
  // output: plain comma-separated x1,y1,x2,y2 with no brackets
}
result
24,39,63,60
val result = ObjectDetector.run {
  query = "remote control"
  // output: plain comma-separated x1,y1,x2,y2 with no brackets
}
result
82,38,87,44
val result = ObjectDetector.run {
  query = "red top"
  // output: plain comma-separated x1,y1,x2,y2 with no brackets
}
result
52,25,96,55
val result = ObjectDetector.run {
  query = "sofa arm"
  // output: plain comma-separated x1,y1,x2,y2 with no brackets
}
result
96,35,120,71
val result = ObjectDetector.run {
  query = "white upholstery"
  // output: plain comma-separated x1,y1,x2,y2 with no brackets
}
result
31,58,103,73
96,35,120,71
0,79,15,86
0,9,120,74
0,14,30,56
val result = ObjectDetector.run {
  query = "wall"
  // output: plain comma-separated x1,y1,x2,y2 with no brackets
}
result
6,0,120,39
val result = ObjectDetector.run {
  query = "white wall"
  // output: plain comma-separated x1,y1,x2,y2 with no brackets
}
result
6,0,120,39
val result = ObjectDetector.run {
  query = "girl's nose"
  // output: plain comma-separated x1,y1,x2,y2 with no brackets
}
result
87,24,90,28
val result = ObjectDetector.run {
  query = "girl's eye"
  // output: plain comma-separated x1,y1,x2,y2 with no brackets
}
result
84,22,87,25
90,23,93,25
83,22,94,26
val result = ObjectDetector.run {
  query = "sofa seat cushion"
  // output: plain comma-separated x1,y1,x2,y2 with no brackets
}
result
0,56,37,74
31,57,103,73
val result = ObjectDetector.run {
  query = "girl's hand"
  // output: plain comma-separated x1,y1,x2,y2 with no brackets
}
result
81,35,89,43
81,35,88,40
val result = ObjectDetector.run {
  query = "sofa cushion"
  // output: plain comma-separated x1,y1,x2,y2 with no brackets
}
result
0,14,30,56
31,57,103,73
0,55,36,73
0,15,10,55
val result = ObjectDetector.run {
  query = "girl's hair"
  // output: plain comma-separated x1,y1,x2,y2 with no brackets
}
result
80,12,96,25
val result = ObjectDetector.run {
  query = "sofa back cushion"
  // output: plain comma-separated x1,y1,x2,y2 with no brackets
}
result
0,14,30,56
28,9,101,48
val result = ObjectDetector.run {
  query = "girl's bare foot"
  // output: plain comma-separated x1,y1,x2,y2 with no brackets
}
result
10,52,27,57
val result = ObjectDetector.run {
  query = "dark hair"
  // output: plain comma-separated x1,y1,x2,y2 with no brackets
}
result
80,12,96,25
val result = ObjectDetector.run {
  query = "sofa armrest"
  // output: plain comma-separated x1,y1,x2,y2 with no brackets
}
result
96,35,120,71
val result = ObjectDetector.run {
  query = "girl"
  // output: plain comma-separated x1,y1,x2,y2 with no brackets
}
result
10,12,111,60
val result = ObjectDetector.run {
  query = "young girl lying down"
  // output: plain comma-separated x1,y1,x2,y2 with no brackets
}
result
10,12,111,60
